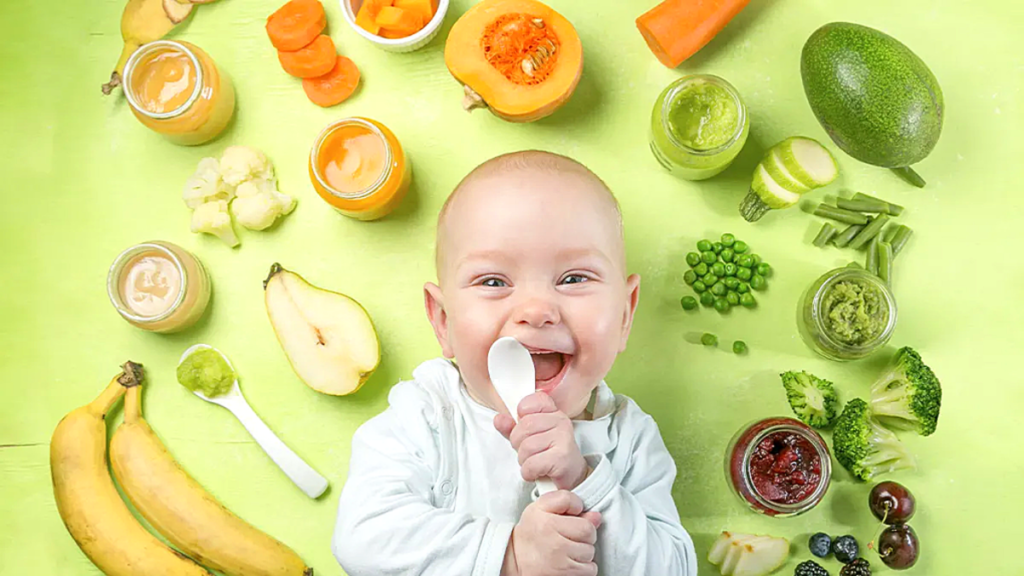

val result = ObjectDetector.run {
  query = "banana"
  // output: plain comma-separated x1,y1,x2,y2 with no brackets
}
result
101,0,185,95
110,377,313,576
50,362,212,576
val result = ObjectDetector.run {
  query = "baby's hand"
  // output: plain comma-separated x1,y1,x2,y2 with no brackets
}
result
503,490,601,576
494,392,589,491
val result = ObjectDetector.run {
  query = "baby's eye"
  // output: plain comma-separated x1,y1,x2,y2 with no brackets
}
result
481,277,508,288
560,274,589,285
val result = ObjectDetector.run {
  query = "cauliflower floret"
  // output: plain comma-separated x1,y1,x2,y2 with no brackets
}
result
230,179,297,231
191,200,239,247
219,146,273,187
183,157,231,208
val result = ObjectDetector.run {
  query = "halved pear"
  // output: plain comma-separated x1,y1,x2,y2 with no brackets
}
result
733,536,789,576
264,263,380,395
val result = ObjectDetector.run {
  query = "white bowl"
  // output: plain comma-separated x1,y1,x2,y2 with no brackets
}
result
340,0,450,53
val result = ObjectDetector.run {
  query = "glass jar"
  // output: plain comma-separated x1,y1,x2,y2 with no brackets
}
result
798,267,897,361
725,417,831,517
309,117,411,221
123,41,236,146
649,74,749,180
107,241,211,333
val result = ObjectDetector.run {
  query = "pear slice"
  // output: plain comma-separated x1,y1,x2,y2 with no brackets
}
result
733,536,789,576
264,264,380,395
162,0,193,23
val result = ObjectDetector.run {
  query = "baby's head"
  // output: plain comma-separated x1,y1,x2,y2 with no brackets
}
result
424,151,641,419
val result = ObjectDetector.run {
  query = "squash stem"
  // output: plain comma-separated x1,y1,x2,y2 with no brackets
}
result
739,189,771,222
891,166,925,188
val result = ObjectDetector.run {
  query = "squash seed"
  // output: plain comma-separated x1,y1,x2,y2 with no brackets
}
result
532,18,545,28
521,58,535,77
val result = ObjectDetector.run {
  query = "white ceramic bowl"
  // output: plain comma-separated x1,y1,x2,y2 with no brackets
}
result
340,0,450,53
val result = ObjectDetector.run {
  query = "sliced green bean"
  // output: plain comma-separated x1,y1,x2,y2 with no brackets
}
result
849,214,891,250
883,224,900,243
813,203,870,225
877,241,894,285
833,223,864,248
890,225,914,256
853,192,905,216
813,222,838,247
837,198,890,213
865,236,880,276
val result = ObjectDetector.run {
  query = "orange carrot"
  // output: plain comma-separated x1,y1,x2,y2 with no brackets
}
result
302,56,361,107
266,0,327,51
278,35,338,78
394,0,433,25
636,0,750,68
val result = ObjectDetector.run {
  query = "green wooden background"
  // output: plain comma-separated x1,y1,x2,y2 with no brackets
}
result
2,0,1021,573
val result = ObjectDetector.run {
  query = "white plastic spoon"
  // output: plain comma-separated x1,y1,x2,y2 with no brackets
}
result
487,336,557,495
179,344,329,499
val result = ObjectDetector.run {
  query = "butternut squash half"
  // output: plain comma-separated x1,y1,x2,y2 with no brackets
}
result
445,0,582,122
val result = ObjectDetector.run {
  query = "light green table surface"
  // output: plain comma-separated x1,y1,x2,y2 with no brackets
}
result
2,0,1021,573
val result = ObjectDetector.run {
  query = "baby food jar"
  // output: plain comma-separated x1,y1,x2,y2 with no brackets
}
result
649,74,749,180
107,241,211,333
798,267,897,361
309,117,411,221
725,417,831,517
123,40,236,146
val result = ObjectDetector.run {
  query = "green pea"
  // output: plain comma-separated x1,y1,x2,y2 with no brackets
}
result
711,262,725,277
701,251,718,264
724,277,740,289
720,248,734,262
724,263,737,276
680,296,698,310
737,254,754,268
750,254,762,267
685,252,701,268
694,263,709,276
751,274,767,291
740,293,757,308
692,280,707,293
733,340,748,354
714,297,730,312
737,282,750,294
683,270,697,285
721,233,736,247
737,267,752,281
696,240,713,252
700,291,715,307
733,240,749,253
701,332,718,346
726,291,740,306
756,262,772,277
713,242,724,254
702,273,718,286
711,282,727,296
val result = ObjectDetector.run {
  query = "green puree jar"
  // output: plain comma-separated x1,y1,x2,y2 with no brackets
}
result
649,74,749,180
798,267,897,361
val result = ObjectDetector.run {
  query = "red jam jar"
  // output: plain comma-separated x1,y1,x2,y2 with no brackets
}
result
725,417,831,517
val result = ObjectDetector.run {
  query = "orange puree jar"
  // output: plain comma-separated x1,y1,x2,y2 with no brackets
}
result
123,41,235,146
309,118,411,221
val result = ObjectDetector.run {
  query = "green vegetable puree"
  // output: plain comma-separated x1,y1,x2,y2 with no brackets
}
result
177,348,235,397
666,81,739,151
821,279,887,345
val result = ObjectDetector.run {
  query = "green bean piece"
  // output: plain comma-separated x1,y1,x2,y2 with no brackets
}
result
726,291,740,306
724,277,740,289
740,293,757,308
693,281,707,293
853,192,905,216
702,273,719,286
737,267,752,281
865,236,880,276
750,274,766,291
849,214,891,250
721,233,736,247
685,252,701,267
756,263,772,277
697,239,713,252
680,296,698,311
833,223,864,248
713,242,724,253
694,263,709,276
714,297,730,313
883,224,899,243
700,291,715,307
890,225,914,256
711,262,725,277
732,341,748,355
813,222,838,247
721,248,735,262
737,282,750,294
733,240,748,253
813,203,870,225
701,333,718,346
724,263,737,277
878,241,894,285
701,251,718,264
683,270,697,285
711,282,727,296
737,255,754,268
837,197,890,213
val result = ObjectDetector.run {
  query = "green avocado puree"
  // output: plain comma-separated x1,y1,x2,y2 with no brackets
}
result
666,81,739,151
821,279,887,345
177,348,235,397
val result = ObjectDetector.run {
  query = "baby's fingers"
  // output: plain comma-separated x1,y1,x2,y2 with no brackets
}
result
581,511,602,529
555,515,598,545
493,413,515,440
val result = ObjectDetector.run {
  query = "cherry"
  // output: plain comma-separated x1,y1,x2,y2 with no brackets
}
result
878,524,919,570
869,481,915,524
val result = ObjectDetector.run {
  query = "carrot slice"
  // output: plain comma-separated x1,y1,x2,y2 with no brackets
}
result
394,0,433,25
266,0,327,51
636,0,751,68
302,56,361,107
375,6,423,36
278,35,338,78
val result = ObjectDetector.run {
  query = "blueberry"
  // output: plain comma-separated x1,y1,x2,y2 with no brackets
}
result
808,532,832,558
832,535,860,564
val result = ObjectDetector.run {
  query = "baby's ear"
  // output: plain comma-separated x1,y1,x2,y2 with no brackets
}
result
424,283,455,358
619,274,641,352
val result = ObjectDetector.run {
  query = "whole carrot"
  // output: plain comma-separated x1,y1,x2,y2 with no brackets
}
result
636,0,751,68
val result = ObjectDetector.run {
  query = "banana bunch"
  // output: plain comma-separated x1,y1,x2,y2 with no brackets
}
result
51,362,313,576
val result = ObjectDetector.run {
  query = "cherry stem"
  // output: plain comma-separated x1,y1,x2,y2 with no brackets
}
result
868,502,890,555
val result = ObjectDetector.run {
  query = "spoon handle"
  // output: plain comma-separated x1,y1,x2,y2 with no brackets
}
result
227,397,329,499
536,479,557,495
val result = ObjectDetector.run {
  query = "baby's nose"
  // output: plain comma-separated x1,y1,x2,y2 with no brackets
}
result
512,297,561,328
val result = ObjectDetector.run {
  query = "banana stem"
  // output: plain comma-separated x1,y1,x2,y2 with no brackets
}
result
124,384,143,423
89,378,128,416
891,166,926,188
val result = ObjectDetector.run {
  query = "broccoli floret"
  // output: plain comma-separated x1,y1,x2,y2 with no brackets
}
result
780,371,839,428
869,347,941,436
833,399,915,481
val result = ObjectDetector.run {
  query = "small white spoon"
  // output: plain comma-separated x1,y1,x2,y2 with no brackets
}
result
179,344,329,499
487,336,557,495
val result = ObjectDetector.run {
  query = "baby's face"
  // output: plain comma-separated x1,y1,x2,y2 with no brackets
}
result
426,170,640,419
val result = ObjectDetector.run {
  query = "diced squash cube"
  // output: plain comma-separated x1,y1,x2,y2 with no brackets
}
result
375,6,423,35
354,0,392,34
394,0,433,25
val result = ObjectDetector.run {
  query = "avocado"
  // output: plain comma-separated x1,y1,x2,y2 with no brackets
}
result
801,23,943,184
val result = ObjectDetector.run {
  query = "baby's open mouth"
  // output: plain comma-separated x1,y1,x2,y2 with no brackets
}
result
530,351,570,391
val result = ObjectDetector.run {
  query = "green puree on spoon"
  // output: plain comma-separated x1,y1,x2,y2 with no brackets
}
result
176,348,235,397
